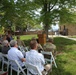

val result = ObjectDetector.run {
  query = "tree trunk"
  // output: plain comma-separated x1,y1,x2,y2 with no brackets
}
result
44,25,49,39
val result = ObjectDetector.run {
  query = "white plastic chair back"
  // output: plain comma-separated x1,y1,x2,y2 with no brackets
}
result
41,51,57,68
9,59,26,75
25,63,42,75
2,54,9,72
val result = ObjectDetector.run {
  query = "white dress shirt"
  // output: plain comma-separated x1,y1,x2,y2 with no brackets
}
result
26,50,45,74
8,47,25,68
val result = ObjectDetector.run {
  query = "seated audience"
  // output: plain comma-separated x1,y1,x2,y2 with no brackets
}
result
25,40,51,75
8,40,26,68
43,38,57,57
1,40,10,54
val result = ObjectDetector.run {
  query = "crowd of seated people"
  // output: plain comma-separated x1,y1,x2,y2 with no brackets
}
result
0,35,57,75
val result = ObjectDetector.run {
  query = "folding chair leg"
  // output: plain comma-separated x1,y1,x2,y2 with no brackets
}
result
2,62,4,71
52,56,57,68
10,67,12,75
17,71,19,75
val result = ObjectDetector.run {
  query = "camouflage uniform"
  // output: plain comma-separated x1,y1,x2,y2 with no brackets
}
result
43,42,56,57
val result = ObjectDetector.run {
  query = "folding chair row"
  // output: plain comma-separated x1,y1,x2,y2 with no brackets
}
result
9,60,48,75
41,51,57,68
0,53,26,75
1,52,50,75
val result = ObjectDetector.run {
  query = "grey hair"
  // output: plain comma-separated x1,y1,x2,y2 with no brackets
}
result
10,40,17,47
2,40,8,46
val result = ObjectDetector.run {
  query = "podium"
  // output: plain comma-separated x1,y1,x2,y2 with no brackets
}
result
38,34,46,45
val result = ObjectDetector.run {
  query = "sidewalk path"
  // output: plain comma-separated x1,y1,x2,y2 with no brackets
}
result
48,35,76,41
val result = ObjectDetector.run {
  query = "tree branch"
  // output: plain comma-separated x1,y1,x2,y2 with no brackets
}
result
49,0,58,11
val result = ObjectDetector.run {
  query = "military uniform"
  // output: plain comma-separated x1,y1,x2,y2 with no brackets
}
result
43,42,56,57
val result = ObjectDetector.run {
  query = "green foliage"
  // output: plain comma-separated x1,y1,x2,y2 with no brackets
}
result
0,0,41,31
0,0,76,35
0,26,4,34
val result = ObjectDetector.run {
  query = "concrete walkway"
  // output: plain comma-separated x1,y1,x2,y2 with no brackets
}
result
48,35,76,41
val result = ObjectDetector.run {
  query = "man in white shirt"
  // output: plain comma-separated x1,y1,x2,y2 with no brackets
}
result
26,40,51,75
8,40,26,68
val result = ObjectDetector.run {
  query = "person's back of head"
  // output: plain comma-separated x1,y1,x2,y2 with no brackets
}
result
30,40,38,50
10,40,17,47
2,40,9,47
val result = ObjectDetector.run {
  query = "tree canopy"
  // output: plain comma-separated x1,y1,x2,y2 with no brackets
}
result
0,0,76,37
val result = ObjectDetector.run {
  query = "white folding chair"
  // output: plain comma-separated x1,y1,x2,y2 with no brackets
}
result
25,63,42,75
9,59,26,75
18,46,25,52
24,47,29,52
41,51,57,68
0,52,2,61
2,54,9,72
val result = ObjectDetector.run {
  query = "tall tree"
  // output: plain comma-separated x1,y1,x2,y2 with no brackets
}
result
0,0,40,32
33,0,76,38
0,0,76,38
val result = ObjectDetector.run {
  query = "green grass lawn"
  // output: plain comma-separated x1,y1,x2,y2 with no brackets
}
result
14,35,38,40
50,37,76,75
